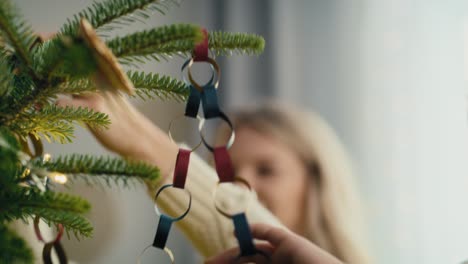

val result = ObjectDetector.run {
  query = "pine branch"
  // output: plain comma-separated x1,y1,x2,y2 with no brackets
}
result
0,189,92,238
0,70,37,123
33,154,160,187
128,71,188,101
209,31,265,56
0,127,22,188
8,105,110,143
0,1,37,79
107,23,202,63
61,71,189,101
60,0,178,36
117,40,190,65
0,51,13,99
32,36,97,81
0,224,34,264
57,77,96,94
115,31,265,65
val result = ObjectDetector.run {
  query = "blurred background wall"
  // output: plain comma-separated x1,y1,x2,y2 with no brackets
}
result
15,0,468,263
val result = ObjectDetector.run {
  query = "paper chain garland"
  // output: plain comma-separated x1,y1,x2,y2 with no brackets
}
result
139,28,268,263
19,134,69,264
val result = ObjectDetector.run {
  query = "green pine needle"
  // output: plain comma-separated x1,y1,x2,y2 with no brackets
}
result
33,36,97,81
128,71,188,101
0,189,92,238
60,0,178,36
114,31,265,65
209,31,265,56
33,154,160,187
108,23,202,64
57,78,96,94
8,105,110,143
0,224,34,264
0,0,36,68
0,51,13,100
61,71,190,102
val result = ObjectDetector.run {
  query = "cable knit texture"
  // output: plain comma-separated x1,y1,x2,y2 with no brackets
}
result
146,148,283,258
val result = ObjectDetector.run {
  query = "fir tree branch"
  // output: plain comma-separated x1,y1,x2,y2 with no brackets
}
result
128,71,188,101
60,0,178,36
115,31,265,65
0,189,92,238
0,1,37,79
33,36,96,81
8,105,110,143
209,31,265,56
0,51,13,99
61,71,189,101
0,224,34,264
57,77,96,94
0,128,22,188
116,38,192,65
107,23,202,62
33,154,160,186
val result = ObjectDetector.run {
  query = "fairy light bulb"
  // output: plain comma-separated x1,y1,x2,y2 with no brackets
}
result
49,172,68,184
43,153,51,163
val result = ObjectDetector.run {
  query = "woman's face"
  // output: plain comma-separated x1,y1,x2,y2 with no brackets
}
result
228,127,311,233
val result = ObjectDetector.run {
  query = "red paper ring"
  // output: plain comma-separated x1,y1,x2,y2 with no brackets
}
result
137,245,174,264
213,177,253,219
193,28,209,61
34,216,64,244
153,184,192,222
198,111,235,152
187,57,220,92
167,114,203,152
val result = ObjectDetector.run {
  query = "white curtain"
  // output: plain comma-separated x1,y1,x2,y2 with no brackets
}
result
268,1,468,263
224,0,468,263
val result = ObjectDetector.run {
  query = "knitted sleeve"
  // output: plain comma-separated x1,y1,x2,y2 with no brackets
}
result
145,149,283,258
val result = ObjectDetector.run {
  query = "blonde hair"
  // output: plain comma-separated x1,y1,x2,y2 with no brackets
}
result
217,101,371,264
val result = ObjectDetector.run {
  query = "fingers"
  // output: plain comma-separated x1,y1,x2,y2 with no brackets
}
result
204,242,274,264
250,223,291,246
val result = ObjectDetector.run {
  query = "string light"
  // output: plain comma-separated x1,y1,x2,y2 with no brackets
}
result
48,172,68,184
42,153,51,163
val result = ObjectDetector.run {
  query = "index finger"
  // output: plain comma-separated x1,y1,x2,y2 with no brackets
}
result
250,223,291,246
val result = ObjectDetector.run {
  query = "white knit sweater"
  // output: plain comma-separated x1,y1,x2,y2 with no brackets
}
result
147,149,283,258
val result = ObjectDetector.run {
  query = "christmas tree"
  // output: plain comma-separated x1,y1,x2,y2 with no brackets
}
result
0,0,264,262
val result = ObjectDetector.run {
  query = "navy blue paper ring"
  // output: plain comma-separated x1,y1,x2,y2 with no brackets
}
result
154,184,192,222
42,241,67,264
153,215,173,249
233,213,256,256
201,85,220,119
185,85,201,118
198,111,235,152
232,214,271,262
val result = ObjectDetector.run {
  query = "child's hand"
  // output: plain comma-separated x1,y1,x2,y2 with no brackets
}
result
205,223,343,264
57,93,178,178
